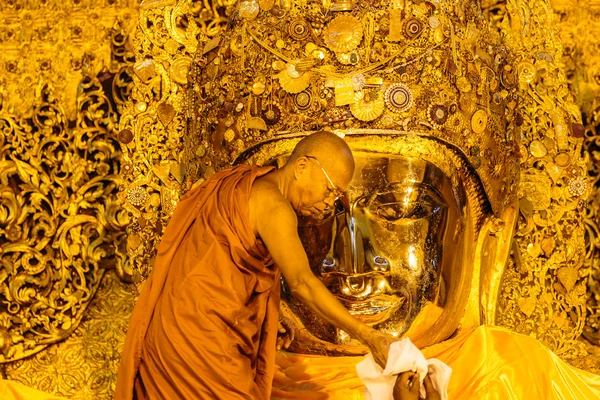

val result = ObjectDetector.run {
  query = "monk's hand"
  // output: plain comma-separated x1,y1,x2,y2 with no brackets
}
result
423,374,441,400
364,329,398,369
277,316,295,350
393,371,420,400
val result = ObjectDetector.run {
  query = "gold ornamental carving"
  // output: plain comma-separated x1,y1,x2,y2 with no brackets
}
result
484,0,591,359
0,0,135,367
3,271,136,400
117,0,235,284
188,0,524,354
0,0,597,398
546,0,600,361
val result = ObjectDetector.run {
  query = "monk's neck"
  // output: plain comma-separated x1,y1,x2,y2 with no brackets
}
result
263,167,294,200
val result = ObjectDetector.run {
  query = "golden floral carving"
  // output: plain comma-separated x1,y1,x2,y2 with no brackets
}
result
486,0,591,361
0,1,135,363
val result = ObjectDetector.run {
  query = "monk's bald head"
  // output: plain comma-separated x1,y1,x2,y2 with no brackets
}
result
288,131,355,188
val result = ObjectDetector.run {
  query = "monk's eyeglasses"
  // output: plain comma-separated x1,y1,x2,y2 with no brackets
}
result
305,156,343,200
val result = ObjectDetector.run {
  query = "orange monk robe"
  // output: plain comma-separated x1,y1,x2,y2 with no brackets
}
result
271,325,600,400
115,165,280,399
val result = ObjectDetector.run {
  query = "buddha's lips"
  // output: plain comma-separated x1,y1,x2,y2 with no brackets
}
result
335,294,405,326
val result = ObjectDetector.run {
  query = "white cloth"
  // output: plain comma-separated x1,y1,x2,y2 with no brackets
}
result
356,337,452,400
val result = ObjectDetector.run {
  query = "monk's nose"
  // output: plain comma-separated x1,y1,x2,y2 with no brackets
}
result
324,196,335,208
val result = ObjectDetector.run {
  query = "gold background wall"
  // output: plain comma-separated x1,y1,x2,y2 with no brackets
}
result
0,0,599,398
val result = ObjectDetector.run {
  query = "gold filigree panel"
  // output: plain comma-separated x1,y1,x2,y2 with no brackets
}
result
118,0,233,283
548,1,600,349
0,1,136,362
489,0,591,358
2,270,136,399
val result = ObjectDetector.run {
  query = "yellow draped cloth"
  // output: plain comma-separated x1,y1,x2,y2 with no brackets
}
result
271,325,600,400
0,381,66,400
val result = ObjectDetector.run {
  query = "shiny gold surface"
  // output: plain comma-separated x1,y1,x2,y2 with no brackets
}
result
116,0,231,284
190,0,523,350
548,1,600,356
1,0,600,398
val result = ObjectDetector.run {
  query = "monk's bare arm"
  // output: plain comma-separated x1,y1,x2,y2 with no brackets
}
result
256,192,374,343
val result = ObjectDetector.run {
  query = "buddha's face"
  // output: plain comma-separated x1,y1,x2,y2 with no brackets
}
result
279,152,469,350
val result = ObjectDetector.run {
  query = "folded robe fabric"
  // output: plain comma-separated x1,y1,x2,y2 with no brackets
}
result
356,337,451,400
115,165,280,400
271,325,600,400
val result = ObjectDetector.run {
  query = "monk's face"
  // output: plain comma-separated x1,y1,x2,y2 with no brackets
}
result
294,156,352,218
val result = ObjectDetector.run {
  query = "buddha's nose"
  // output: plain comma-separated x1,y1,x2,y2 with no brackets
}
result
321,254,393,299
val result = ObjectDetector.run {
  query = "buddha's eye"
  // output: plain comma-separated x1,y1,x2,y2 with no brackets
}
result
374,200,433,221
368,186,445,222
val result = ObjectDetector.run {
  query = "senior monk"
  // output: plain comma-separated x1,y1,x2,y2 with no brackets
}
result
115,131,398,399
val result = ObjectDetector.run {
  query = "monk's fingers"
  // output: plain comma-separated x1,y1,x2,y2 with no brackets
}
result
286,323,295,342
284,329,294,348
409,375,420,394
278,321,286,333
396,371,415,387
423,375,433,392
424,374,441,400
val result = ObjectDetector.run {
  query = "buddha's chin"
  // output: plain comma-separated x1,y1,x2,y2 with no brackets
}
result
335,294,405,326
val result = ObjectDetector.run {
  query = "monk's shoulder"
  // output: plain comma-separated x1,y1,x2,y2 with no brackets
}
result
250,180,292,214
249,179,296,235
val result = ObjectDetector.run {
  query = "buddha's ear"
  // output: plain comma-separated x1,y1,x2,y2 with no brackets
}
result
478,202,519,326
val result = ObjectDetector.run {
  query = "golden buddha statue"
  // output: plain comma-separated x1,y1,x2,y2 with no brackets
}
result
189,0,521,355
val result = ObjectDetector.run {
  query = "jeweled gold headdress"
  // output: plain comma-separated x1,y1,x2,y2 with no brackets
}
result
188,0,526,216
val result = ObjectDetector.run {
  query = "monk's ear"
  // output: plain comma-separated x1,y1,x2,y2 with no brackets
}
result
294,156,308,180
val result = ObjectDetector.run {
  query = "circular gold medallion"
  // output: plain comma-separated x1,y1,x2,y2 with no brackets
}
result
289,19,311,41
404,18,424,39
323,15,363,53
384,83,413,113
427,104,449,128
350,91,385,121
470,109,488,133
554,152,571,167
294,91,312,110
252,81,266,95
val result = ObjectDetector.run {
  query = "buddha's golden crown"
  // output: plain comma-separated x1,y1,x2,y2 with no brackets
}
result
189,0,530,215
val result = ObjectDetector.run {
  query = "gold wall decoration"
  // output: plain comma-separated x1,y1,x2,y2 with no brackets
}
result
117,0,234,283
0,0,597,398
488,0,591,358
548,1,600,350
0,0,135,363
2,270,136,400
